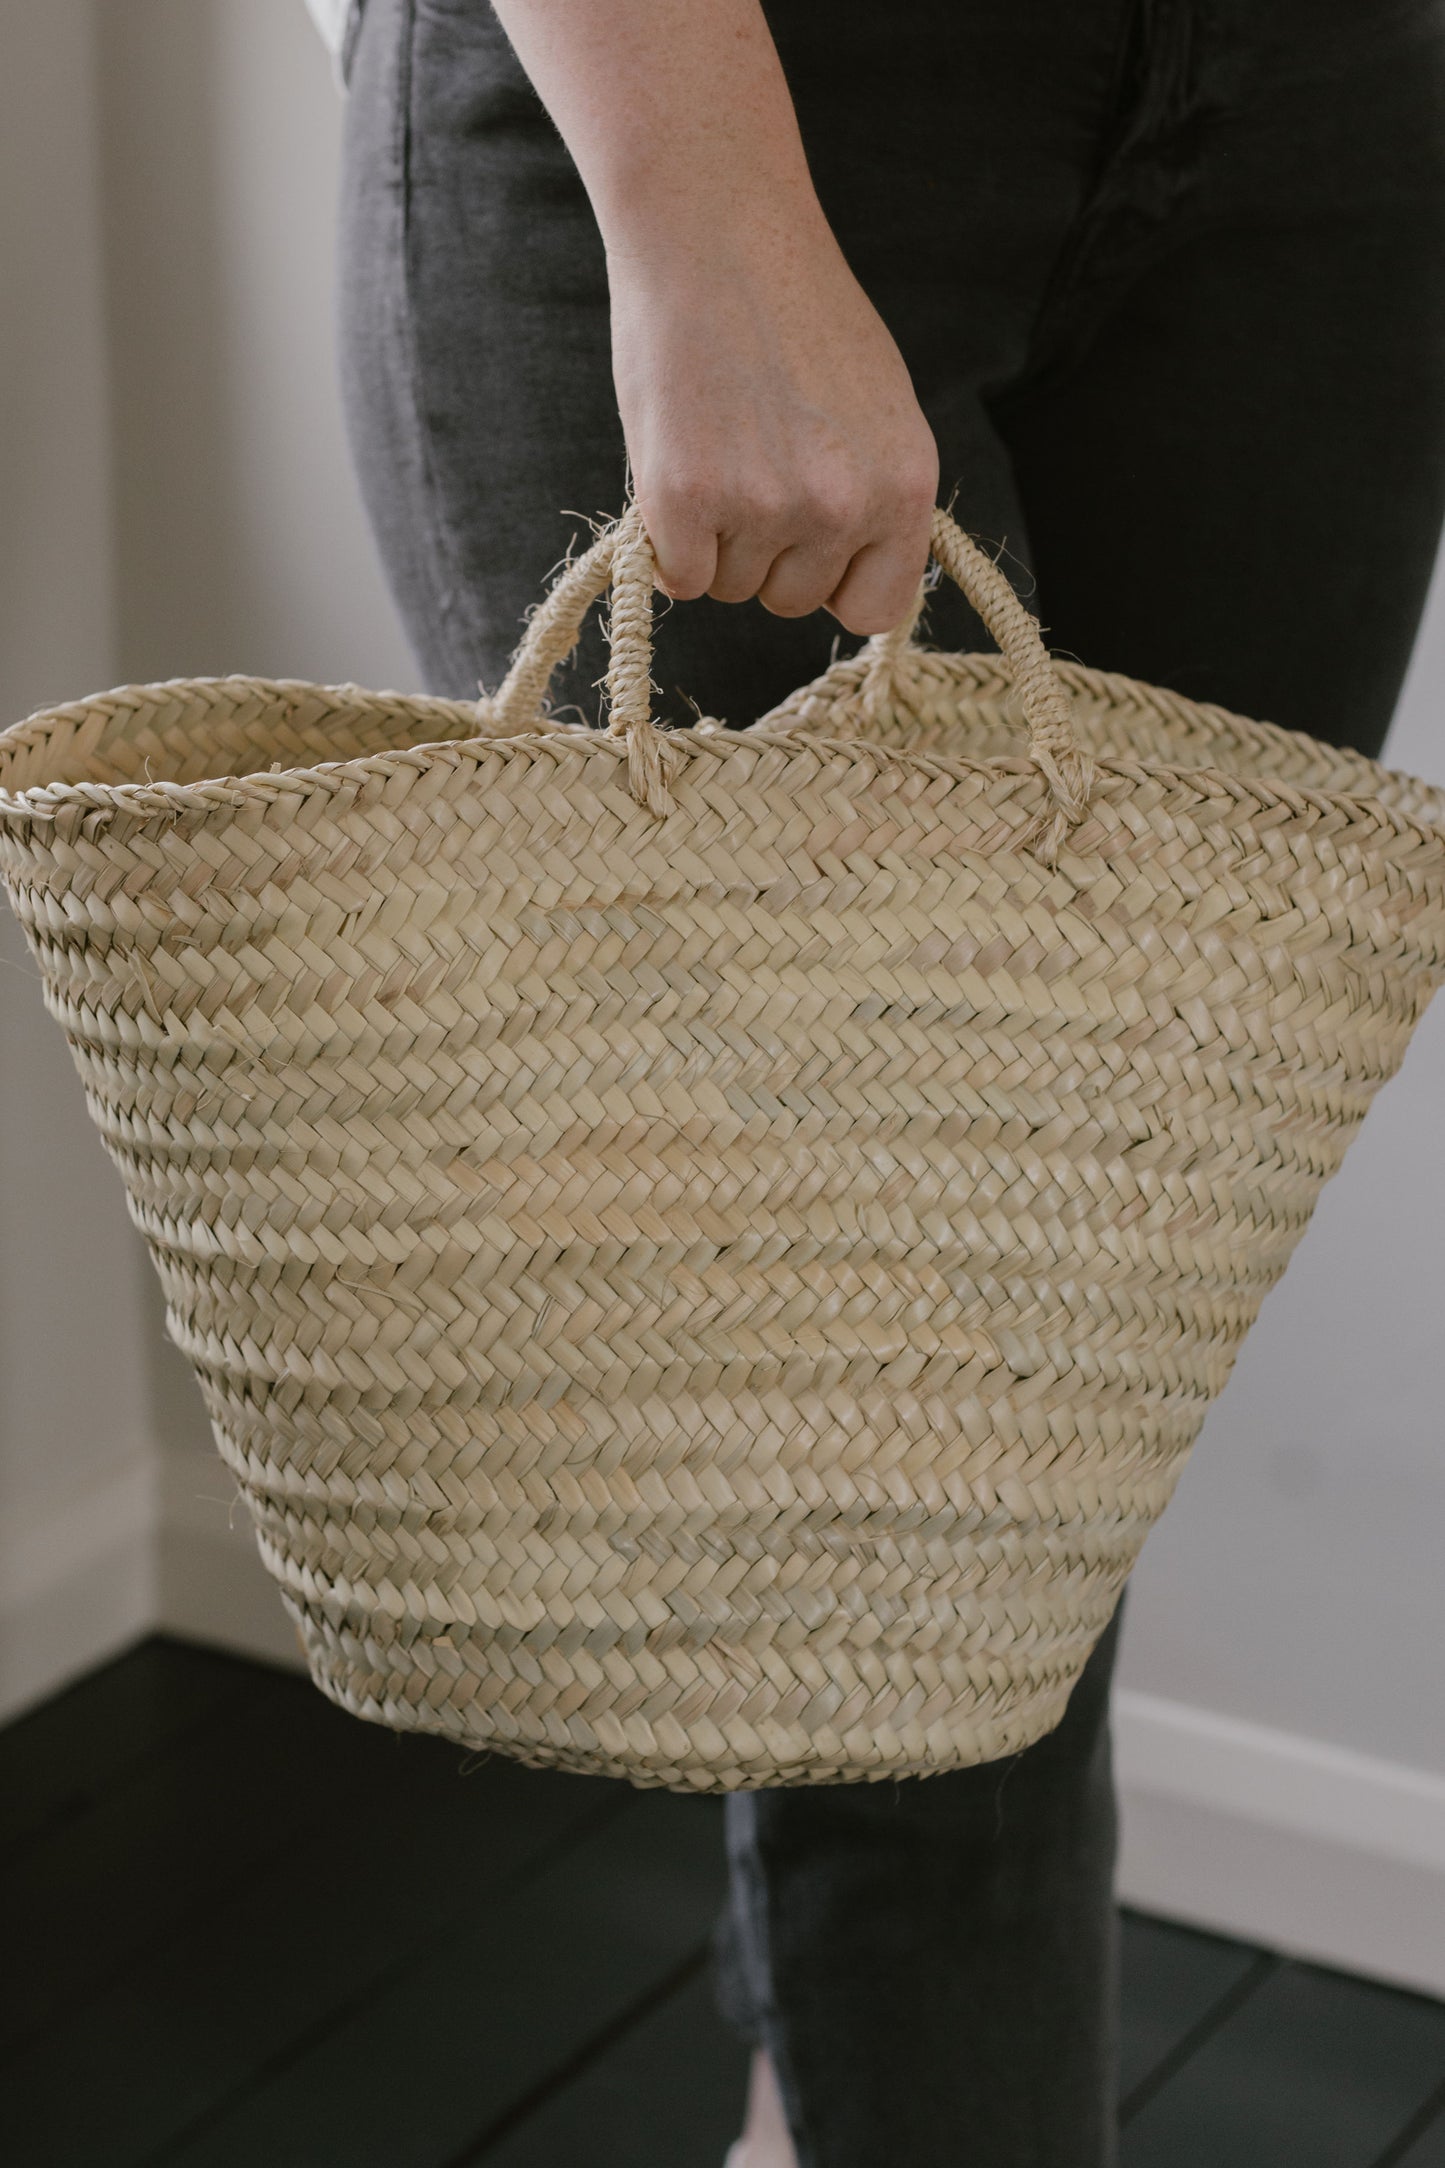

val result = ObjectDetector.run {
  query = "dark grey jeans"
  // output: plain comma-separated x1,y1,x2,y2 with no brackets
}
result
334,3,1445,2161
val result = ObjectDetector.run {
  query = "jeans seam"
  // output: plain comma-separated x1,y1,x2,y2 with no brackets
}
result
732,1798,825,2168
393,0,488,693
990,0,1208,412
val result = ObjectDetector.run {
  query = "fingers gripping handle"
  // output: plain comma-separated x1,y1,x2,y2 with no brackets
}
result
479,505,680,817
479,500,1096,865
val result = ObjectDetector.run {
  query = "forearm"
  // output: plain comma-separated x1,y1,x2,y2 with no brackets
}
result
488,0,938,634
488,0,830,262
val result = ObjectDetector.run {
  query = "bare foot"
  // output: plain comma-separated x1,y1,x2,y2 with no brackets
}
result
729,2045,800,2168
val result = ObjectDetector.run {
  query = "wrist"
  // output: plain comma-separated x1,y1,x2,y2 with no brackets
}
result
601,172,839,285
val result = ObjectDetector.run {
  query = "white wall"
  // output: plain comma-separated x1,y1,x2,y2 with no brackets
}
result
0,0,416,1712
88,0,417,1666
1115,575,1445,1774
0,0,1442,1997
0,0,157,1718
93,0,415,693
1109,550,1445,1990
1117,555,1445,1985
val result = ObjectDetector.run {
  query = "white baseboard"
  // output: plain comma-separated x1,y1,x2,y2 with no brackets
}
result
1114,1688,1445,2000
0,1457,157,1727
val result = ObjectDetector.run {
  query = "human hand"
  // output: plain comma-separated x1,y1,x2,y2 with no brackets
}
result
608,215,939,635
488,0,938,637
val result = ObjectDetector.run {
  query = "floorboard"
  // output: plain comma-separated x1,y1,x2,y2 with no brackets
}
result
470,1910,1282,2163
0,1637,259,1858
155,1787,728,2168
0,1739,623,2166
1381,2085,1445,2168
471,1969,750,2168
1117,1912,1269,2103
1120,1959,1445,2168
4,1634,1443,2168
0,1666,492,2056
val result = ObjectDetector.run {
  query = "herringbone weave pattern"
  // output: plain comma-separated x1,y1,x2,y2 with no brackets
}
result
1,504,1442,1790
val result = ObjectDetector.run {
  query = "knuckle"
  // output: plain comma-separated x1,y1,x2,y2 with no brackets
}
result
892,437,941,501
805,477,866,538
648,470,719,531
890,473,940,528
737,482,794,535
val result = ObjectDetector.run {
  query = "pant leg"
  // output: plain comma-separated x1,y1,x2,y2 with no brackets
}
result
987,0,1445,760
715,1592,1128,2168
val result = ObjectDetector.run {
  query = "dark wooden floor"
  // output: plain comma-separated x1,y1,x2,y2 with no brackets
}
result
2,1637,1442,2168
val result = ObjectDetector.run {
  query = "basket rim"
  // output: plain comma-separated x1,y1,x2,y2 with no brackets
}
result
2,651,1442,853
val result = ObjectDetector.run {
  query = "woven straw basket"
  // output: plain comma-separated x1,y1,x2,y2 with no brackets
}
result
3,501,1444,1793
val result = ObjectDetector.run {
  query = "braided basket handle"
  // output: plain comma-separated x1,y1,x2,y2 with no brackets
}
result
480,500,1097,867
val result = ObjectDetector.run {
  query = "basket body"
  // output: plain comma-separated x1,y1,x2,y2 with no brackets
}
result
2,650,1443,1791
